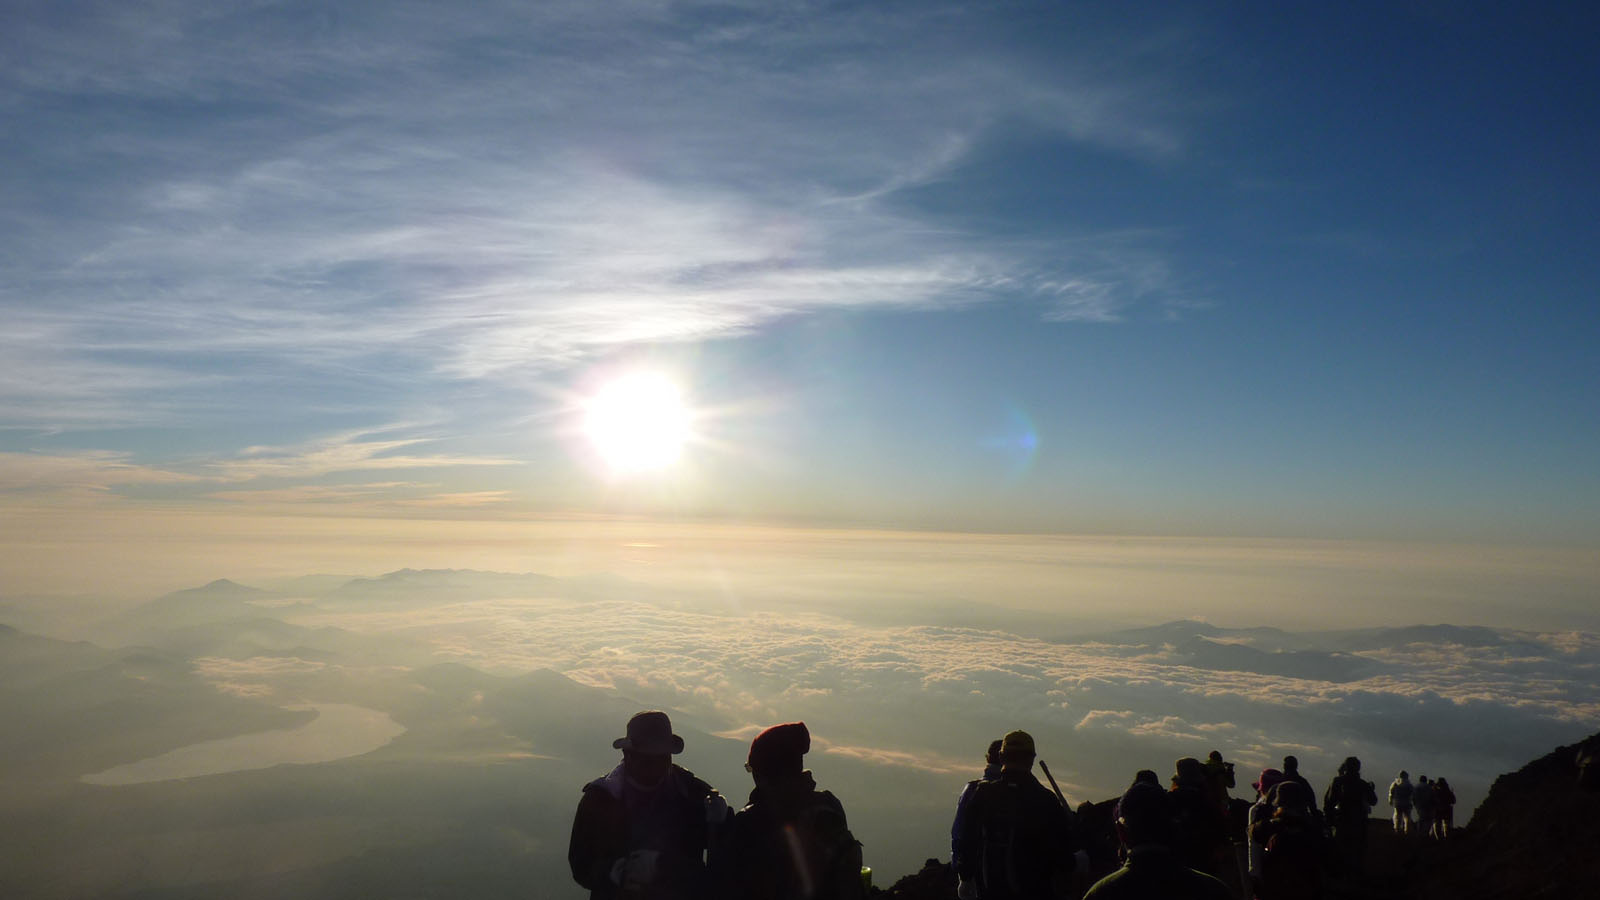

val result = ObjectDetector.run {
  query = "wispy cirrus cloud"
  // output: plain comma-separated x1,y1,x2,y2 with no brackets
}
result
0,427,519,506
200,484,515,509
213,429,519,481
1,0,1202,431
0,450,214,501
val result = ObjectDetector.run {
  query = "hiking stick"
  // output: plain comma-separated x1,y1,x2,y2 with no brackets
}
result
1039,760,1069,809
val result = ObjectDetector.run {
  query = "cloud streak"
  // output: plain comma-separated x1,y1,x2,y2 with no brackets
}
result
215,429,519,480
0,427,519,505
1,0,1199,429
0,451,213,500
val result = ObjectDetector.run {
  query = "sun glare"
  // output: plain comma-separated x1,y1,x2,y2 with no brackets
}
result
582,373,692,474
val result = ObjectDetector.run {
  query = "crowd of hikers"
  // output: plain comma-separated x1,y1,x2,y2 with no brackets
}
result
568,710,1461,899
1384,771,1457,841
570,712,862,900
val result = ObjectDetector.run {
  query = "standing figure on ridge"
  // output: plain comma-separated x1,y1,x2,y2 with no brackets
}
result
715,721,864,900
1321,757,1376,877
1430,777,1456,841
952,739,1005,879
955,730,1077,900
1413,776,1436,839
569,710,729,900
1202,750,1236,813
1280,756,1314,800
1387,771,1414,836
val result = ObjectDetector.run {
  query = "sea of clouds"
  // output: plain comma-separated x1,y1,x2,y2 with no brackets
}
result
281,573,1600,806
6,558,1599,896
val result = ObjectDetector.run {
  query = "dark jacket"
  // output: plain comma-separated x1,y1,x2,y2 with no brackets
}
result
1413,780,1436,814
1433,783,1456,815
1250,810,1325,900
1168,785,1228,877
714,771,863,900
569,763,719,900
1082,845,1234,900
1322,774,1376,827
955,768,1076,900
1281,770,1314,801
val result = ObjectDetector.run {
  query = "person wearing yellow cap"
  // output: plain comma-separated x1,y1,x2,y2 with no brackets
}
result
954,730,1077,900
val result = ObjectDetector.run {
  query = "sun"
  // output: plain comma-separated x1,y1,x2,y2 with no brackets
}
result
582,372,692,474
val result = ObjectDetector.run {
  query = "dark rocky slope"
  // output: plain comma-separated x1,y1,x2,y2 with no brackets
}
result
1410,729,1600,900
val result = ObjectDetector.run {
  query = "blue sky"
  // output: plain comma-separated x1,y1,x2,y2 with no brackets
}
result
3,0,1598,546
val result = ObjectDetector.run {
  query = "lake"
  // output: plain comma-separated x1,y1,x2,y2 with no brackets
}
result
82,703,405,785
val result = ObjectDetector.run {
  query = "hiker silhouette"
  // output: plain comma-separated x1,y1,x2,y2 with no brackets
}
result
1169,757,1230,878
954,730,1076,900
1322,756,1376,876
1388,771,1414,836
714,721,864,900
568,711,728,900
1430,777,1456,840
1083,781,1232,900
1250,780,1326,900
951,739,1004,875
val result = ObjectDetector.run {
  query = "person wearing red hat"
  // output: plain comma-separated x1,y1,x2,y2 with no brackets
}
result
713,721,864,899
1246,768,1285,889
568,710,730,899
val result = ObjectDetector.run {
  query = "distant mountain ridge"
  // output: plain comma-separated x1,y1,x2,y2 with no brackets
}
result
323,568,563,606
1174,634,1378,682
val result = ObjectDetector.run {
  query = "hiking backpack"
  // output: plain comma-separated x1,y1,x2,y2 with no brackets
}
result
1261,820,1323,896
1329,775,1374,822
783,792,864,900
976,779,1026,896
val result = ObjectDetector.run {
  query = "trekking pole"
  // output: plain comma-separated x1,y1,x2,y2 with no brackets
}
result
1039,760,1070,810
1040,760,1089,894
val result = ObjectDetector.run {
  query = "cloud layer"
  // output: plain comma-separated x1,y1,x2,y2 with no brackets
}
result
285,574,1600,817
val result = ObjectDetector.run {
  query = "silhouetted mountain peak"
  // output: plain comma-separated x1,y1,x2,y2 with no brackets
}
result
100,579,280,642
165,578,271,599
1316,623,1510,652
1172,635,1377,682
325,569,561,606
1085,620,1306,649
